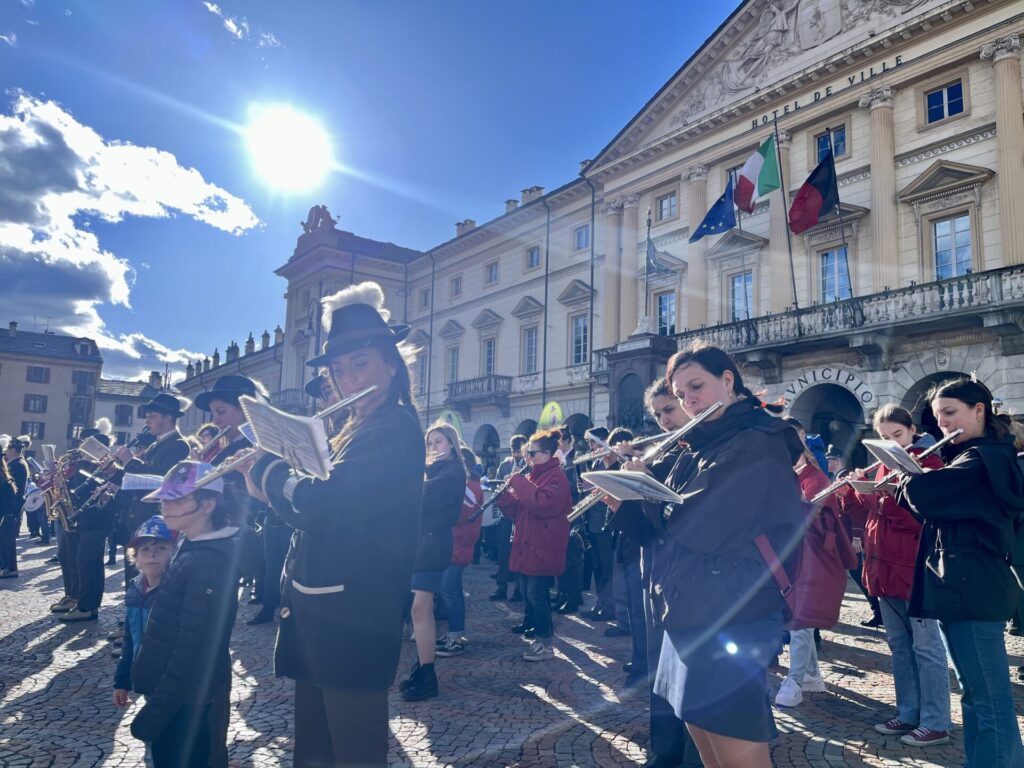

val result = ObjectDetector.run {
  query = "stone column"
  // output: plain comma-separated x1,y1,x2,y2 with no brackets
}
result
685,165,709,328
601,202,623,347
620,195,641,338
981,34,1024,267
768,131,794,312
858,86,899,290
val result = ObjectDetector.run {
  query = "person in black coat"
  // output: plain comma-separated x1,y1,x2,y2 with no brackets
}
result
247,281,425,768
401,421,467,701
896,377,1024,766
609,345,803,768
0,435,30,577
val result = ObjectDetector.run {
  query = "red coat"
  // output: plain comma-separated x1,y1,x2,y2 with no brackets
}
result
496,457,571,577
450,479,483,567
846,449,943,600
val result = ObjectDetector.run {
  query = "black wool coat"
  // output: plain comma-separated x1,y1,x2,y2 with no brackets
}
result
897,436,1024,623
413,458,465,572
130,529,241,742
260,402,425,691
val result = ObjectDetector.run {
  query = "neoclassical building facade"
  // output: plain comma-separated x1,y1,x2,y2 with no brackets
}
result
176,0,1024,467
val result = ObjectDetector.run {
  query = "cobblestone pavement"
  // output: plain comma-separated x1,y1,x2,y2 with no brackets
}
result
3,534,1024,767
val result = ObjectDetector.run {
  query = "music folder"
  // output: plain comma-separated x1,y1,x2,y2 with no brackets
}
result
579,470,684,504
861,439,924,476
239,396,332,481
847,478,898,495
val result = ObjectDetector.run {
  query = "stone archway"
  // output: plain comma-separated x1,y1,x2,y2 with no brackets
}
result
789,383,866,465
513,419,537,440
901,371,967,441
472,424,501,476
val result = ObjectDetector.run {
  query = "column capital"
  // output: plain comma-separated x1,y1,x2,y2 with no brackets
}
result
776,130,792,149
685,164,709,182
858,85,897,110
599,201,623,217
619,193,641,209
981,34,1021,63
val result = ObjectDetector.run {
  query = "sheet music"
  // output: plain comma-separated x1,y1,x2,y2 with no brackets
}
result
41,444,56,468
121,473,163,492
239,396,332,480
78,436,110,462
580,470,684,504
861,439,924,476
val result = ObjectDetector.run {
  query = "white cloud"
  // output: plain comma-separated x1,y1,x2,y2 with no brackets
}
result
0,33,16,46
201,1,281,49
0,93,259,377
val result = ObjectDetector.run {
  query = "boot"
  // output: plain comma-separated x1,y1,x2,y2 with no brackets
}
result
401,663,437,701
399,662,421,692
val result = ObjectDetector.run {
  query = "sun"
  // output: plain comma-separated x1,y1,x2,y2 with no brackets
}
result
245,104,333,192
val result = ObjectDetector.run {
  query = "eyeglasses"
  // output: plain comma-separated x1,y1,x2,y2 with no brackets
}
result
526,449,548,457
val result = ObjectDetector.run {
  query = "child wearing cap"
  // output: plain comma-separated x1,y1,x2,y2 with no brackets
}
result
127,461,241,768
113,516,176,708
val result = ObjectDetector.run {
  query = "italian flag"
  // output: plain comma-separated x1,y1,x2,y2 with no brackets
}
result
735,135,781,213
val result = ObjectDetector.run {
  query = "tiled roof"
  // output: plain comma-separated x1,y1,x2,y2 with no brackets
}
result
0,327,103,364
98,379,151,399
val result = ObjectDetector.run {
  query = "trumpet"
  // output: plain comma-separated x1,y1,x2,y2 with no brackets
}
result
469,463,528,523
568,489,604,523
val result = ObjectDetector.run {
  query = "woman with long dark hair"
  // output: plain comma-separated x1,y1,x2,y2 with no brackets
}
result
896,377,1024,766
609,344,804,768
248,282,425,768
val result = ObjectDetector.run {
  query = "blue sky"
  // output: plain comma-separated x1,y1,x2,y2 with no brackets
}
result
0,1,727,380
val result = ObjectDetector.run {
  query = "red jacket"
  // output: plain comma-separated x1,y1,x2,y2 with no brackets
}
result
496,457,571,577
845,448,943,600
450,479,483,567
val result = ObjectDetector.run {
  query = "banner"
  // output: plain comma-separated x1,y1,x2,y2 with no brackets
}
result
437,408,464,438
538,401,563,429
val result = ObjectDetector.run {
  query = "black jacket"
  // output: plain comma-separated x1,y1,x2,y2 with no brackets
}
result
130,528,241,742
0,461,18,521
116,431,190,543
609,399,804,630
258,402,425,690
898,436,1024,622
413,458,465,571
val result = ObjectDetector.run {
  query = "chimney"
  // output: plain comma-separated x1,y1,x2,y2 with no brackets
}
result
579,159,592,173
504,199,519,214
148,370,162,389
186,361,195,379
521,186,545,204
261,330,271,350
244,333,256,356
8,321,16,337
274,325,284,345
455,219,476,237
212,348,221,368
226,341,239,363
203,357,211,373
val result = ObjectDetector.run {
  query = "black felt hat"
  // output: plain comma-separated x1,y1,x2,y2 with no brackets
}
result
305,373,331,400
143,393,188,418
194,375,258,413
306,303,410,369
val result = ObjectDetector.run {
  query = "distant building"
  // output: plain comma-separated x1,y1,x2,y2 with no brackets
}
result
0,321,103,453
95,371,168,446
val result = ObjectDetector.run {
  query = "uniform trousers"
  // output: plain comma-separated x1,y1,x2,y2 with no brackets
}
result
150,692,230,768
589,530,614,613
75,528,108,612
494,517,514,591
58,527,81,599
0,513,19,572
555,530,584,608
293,681,389,768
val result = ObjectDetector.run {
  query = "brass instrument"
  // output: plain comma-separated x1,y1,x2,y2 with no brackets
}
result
568,489,604,523
43,452,78,532
468,462,528,523
192,425,234,462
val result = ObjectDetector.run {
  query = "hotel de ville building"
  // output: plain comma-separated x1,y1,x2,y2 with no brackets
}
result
177,0,1024,471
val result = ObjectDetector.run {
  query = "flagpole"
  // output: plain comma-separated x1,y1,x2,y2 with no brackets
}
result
772,119,802,337
734,185,751,324
645,208,652,323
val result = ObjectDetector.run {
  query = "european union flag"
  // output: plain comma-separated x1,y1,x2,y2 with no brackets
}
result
689,176,737,243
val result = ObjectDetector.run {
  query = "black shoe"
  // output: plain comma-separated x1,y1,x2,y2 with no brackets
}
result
490,573,499,580
105,557,116,566
555,603,579,615
246,610,274,626
248,597,262,605
624,672,647,689
511,623,530,634
488,589,507,601
46,555,59,564
586,608,610,621
401,663,437,701
523,628,536,640
509,591,523,603
399,662,421,692
623,661,634,674
605,624,631,638
860,614,884,628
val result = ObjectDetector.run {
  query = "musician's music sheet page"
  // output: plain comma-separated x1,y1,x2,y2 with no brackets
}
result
240,396,332,480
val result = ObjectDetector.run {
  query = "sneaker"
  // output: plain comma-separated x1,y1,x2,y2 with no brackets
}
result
899,727,950,747
435,636,465,657
523,640,554,662
51,596,77,613
58,608,97,622
774,677,803,707
801,672,827,693
0,569,19,578
860,614,884,628
874,718,916,735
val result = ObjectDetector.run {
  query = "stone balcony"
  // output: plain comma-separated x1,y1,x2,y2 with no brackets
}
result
445,374,512,419
270,387,308,414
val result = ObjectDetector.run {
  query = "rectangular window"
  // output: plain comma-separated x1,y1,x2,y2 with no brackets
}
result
419,288,430,309
656,192,678,221
449,276,462,299
485,261,499,285
571,314,589,366
934,214,972,279
656,292,676,336
730,271,754,322
522,326,538,374
446,346,459,384
926,80,964,124
114,404,133,426
482,338,496,376
137,405,147,418
416,354,428,396
816,125,847,162
115,431,130,446
820,247,853,302
573,224,590,252
23,394,47,414
72,370,96,396
67,424,83,441
70,396,90,423
26,366,50,384
21,421,45,440
526,246,541,270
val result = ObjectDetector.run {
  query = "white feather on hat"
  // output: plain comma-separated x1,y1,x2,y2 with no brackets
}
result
94,417,113,436
321,281,390,335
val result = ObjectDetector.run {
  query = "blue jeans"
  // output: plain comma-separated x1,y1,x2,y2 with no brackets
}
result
879,597,951,731
940,620,1024,767
786,628,820,683
623,559,647,673
440,564,466,634
517,574,552,638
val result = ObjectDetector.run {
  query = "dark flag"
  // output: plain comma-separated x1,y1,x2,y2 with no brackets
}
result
645,232,673,276
689,176,736,243
789,150,840,234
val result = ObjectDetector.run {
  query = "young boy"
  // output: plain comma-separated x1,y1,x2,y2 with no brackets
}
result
112,516,176,709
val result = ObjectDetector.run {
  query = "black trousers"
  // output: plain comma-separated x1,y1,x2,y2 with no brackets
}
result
75,528,108,612
150,694,230,768
494,517,514,590
261,524,291,613
589,530,615,612
556,531,584,607
294,681,389,768
58,527,81,598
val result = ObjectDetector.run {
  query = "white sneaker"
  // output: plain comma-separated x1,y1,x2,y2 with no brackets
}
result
522,640,553,662
775,677,803,707
801,672,827,693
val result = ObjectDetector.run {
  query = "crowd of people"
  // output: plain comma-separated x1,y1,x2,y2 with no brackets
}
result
2,278,1023,768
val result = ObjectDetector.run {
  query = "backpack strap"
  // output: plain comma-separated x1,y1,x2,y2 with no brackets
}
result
754,533,796,614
